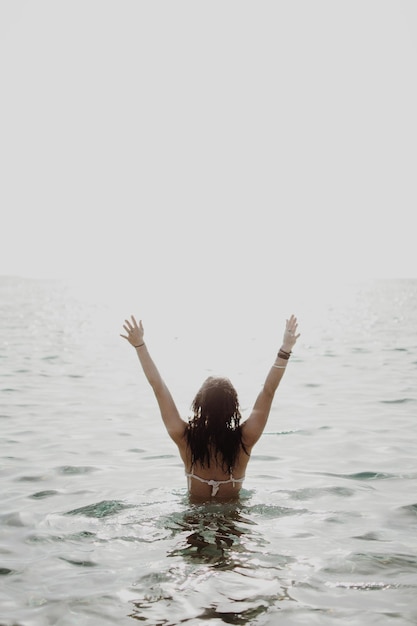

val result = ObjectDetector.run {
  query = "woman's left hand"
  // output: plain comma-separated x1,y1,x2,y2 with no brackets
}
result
281,314,300,352
120,315,144,347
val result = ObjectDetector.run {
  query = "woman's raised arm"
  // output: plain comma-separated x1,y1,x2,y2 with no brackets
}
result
242,315,300,449
121,316,187,444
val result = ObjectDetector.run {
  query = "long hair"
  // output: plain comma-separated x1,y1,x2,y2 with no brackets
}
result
185,376,248,472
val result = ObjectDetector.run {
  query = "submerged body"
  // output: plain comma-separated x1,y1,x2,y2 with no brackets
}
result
121,315,300,501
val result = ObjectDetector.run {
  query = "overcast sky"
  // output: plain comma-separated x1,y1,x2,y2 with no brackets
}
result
1,1,416,305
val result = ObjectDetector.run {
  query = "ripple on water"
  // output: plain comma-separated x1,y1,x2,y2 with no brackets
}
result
380,397,416,404
58,556,98,567
29,490,60,499
285,486,355,501
129,567,286,625
353,531,390,542
0,512,27,527
0,567,15,575
64,500,132,518
56,465,99,475
26,530,98,544
323,551,417,577
319,471,399,481
250,503,309,518
17,475,46,482
399,503,417,517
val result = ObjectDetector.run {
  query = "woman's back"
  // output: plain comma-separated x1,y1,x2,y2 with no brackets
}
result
181,376,250,499
182,443,251,501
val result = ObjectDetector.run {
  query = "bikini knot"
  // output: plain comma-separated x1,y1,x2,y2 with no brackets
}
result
207,480,220,496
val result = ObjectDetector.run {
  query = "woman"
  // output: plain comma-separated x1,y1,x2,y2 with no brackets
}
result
121,315,300,501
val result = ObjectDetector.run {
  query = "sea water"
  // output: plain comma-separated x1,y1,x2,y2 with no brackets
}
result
1,276,416,625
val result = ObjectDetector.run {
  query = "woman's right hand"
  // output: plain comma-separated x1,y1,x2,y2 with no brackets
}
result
281,314,300,352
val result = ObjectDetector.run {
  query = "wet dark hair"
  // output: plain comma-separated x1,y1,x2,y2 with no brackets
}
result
185,376,248,472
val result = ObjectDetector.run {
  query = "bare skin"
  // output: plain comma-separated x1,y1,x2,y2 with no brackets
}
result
121,315,300,500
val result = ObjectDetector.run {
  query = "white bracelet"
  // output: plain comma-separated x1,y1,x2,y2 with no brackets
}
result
272,364,287,369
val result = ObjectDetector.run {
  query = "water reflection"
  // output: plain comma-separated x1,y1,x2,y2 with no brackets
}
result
129,500,292,624
168,502,259,568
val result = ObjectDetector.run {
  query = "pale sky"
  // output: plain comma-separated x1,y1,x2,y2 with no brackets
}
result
1,0,416,302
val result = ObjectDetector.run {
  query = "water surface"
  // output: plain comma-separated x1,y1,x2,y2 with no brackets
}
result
1,277,416,625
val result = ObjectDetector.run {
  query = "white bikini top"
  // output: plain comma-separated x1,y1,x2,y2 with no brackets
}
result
185,467,245,496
